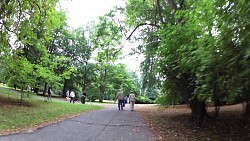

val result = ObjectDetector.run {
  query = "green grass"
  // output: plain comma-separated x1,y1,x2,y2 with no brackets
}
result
0,88,103,134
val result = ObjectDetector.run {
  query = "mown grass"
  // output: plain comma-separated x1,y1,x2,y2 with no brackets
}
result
0,88,103,134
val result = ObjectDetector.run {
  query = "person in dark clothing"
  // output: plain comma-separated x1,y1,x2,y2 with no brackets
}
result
47,87,52,101
123,95,128,107
116,89,124,110
81,91,86,104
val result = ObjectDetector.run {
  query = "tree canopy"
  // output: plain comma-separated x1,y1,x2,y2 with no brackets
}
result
1,0,250,126
124,0,250,124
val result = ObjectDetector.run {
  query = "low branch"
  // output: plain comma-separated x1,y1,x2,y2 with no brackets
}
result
156,0,165,24
126,23,159,41
114,23,160,55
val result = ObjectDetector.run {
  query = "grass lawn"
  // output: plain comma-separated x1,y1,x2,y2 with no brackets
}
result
0,87,103,135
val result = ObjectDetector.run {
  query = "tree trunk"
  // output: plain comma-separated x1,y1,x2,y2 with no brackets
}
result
43,83,47,95
62,79,67,98
99,84,105,102
62,79,73,97
82,61,88,92
245,101,250,117
190,98,207,126
99,66,107,102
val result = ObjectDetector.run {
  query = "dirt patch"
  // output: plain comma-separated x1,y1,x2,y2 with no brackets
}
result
137,104,250,141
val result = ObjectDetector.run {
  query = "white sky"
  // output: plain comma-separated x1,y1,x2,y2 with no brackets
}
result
58,0,125,27
58,0,143,73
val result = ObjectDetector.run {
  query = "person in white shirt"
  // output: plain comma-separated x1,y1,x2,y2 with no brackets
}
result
65,90,70,101
27,84,31,97
69,90,75,104
129,92,136,111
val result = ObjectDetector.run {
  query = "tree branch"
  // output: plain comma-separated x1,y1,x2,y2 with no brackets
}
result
156,0,165,24
114,23,160,55
126,23,159,41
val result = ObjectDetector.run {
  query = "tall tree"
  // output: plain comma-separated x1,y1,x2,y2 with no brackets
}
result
125,0,250,124
92,9,124,102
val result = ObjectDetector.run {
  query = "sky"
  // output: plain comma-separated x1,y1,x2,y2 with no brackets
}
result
58,0,125,27
58,0,143,73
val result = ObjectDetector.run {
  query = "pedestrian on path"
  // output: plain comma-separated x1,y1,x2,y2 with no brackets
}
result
81,90,86,104
47,86,52,101
27,84,31,97
116,89,124,110
69,90,75,103
65,90,70,101
123,95,128,107
129,91,136,111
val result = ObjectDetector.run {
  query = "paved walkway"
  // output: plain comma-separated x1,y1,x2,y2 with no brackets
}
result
0,105,154,141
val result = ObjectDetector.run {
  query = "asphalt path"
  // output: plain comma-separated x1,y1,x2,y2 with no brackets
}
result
0,104,154,141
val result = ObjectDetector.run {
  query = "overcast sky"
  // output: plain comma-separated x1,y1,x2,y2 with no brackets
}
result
58,0,143,73
58,0,125,27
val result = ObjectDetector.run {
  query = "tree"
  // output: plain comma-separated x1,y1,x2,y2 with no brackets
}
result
125,0,250,125
0,1,70,99
3,56,33,100
92,9,124,102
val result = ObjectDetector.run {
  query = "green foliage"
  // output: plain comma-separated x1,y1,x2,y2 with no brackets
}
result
4,56,34,89
135,96,154,104
155,95,169,106
125,0,250,113
90,8,133,101
0,0,142,107
155,92,183,106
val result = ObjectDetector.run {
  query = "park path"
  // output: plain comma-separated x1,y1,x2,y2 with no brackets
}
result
0,104,154,141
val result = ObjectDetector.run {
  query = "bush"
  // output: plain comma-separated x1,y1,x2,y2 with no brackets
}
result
155,93,182,106
155,95,169,105
135,96,154,104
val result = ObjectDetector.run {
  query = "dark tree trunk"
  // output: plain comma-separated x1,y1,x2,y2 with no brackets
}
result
190,98,207,126
43,83,47,95
62,79,73,98
82,61,88,92
245,101,250,117
62,79,67,98
99,66,107,102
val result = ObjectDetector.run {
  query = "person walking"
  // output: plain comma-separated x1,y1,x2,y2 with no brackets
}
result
27,84,31,97
129,91,136,111
81,90,86,104
123,95,128,107
47,86,52,101
65,90,70,101
116,89,124,110
69,90,75,104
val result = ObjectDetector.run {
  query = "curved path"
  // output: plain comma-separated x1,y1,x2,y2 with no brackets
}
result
0,104,154,141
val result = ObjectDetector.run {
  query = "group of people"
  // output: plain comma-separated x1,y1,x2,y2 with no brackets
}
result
66,90,86,104
116,89,136,111
66,90,76,103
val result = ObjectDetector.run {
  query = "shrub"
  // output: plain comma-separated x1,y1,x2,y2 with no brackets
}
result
155,93,182,106
135,96,154,104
